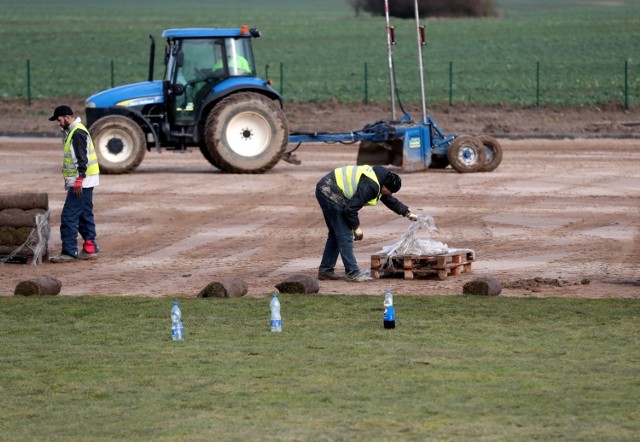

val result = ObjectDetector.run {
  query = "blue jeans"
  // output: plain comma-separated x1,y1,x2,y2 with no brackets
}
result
315,185,359,277
60,187,97,257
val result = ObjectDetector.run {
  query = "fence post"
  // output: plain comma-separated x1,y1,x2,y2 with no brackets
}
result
26,59,32,106
111,60,115,88
624,59,629,110
448,61,453,106
364,62,369,105
536,61,540,108
279,62,284,96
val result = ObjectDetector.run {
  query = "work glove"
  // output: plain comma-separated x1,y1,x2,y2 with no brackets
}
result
406,212,419,222
72,177,83,197
353,227,364,241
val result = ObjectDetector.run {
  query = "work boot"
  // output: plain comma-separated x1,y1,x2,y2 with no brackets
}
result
49,253,77,263
83,240,99,254
79,250,99,261
345,271,372,282
318,270,344,281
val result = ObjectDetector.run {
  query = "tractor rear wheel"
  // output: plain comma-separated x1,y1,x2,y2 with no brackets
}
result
447,135,486,173
90,115,146,174
204,92,288,173
477,135,503,172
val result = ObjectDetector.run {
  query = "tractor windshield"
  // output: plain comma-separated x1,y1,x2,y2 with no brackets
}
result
167,37,255,86
166,36,256,123
222,38,255,76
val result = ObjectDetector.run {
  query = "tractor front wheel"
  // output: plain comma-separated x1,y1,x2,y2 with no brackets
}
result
447,135,486,173
90,115,146,174
204,92,289,173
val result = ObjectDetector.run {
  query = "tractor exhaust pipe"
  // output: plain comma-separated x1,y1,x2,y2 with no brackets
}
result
148,35,156,82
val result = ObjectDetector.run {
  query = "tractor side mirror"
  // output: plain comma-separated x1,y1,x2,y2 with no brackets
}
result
173,84,185,96
176,51,184,68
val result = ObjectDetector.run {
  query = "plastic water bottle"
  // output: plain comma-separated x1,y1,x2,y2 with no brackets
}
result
270,293,282,332
383,289,395,329
171,301,184,341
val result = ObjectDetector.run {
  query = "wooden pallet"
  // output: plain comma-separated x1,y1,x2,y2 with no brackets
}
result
0,250,48,265
371,251,475,280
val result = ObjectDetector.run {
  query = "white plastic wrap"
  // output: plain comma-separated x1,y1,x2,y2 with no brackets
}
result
378,214,474,268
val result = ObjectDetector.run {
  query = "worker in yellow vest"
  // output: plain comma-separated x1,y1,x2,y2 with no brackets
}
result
212,54,251,76
315,165,418,282
48,105,100,263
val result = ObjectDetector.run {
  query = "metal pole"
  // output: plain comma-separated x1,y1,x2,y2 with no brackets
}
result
364,62,369,105
280,62,284,96
414,0,427,123
624,59,629,110
384,0,397,120
449,61,453,106
536,61,540,108
111,60,115,88
26,59,31,106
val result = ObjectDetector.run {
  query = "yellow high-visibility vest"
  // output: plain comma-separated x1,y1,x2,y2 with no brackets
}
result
213,55,251,73
334,165,380,206
63,123,100,178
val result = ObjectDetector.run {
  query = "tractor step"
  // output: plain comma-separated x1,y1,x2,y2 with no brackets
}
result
370,251,475,280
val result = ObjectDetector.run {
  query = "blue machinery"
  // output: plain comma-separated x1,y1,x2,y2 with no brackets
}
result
285,0,500,174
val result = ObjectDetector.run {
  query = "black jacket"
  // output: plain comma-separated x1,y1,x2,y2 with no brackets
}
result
319,165,410,230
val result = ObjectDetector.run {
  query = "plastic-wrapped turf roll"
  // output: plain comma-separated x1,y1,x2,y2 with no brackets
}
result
0,208,48,228
0,226,33,246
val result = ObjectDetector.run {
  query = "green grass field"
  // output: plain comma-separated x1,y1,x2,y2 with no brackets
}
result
1,295,639,440
1,0,638,105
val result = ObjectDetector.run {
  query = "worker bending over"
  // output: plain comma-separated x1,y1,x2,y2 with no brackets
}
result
315,165,418,282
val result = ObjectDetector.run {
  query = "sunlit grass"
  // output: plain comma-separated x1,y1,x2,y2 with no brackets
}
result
1,295,638,440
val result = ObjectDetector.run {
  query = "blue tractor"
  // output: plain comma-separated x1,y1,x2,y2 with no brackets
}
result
86,22,502,175
86,26,289,174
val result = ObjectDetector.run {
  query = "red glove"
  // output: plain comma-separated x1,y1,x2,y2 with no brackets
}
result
73,177,84,197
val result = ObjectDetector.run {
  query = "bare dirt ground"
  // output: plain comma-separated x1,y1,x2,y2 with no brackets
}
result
2,97,639,137
0,99,638,298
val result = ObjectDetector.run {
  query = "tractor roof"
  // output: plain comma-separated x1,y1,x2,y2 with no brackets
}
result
162,27,255,39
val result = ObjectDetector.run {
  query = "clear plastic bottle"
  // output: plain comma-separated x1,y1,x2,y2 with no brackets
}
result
383,289,395,329
270,293,282,332
171,301,184,341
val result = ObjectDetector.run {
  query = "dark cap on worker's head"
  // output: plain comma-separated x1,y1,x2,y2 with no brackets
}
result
383,172,402,193
48,105,74,121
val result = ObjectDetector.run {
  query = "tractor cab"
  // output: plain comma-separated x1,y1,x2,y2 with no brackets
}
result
162,26,258,126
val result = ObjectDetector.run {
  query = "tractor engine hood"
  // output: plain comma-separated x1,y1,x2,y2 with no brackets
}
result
86,81,165,109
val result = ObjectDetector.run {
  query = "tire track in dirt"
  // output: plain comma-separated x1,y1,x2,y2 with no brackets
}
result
1,139,639,298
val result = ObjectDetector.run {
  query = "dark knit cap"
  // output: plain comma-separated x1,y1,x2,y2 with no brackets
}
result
383,172,402,193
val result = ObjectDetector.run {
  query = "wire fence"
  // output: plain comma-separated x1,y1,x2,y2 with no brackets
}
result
6,58,638,109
